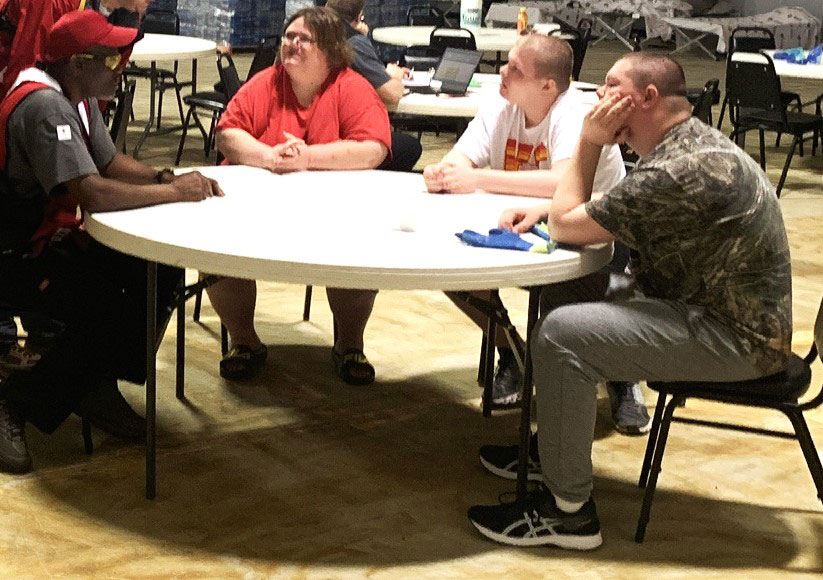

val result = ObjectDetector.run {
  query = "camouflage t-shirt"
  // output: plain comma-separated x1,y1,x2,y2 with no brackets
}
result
586,117,792,374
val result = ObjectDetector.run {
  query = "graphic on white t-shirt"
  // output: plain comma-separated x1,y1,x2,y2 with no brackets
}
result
504,138,548,171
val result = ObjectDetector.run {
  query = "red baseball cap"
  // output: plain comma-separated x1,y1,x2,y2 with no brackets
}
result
44,10,139,63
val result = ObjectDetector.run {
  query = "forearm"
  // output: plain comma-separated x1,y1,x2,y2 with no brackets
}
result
72,174,178,213
550,141,602,221
100,152,159,185
441,149,475,168
476,167,564,198
216,128,275,170
376,78,406,107
307,141,387,170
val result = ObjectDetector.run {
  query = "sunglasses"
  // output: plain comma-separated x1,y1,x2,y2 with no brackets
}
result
75,52,125,71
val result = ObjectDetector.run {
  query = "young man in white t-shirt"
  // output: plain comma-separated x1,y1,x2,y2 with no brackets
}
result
424,35,648,436
423,34,624,197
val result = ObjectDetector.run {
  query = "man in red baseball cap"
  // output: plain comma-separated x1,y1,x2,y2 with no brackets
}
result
0,10,222,474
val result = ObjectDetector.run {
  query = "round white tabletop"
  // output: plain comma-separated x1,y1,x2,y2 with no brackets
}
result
734,50,823,81
392,73,599,117
85,167,611,291
372,25,557,51
130,32,217,63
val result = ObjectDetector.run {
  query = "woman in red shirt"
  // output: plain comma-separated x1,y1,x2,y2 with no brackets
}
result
212,6,391,386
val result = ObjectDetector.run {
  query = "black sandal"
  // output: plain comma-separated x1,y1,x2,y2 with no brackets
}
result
220,344,268,380
332,347,375,386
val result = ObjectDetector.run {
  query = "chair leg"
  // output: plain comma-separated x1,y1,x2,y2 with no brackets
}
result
82,418,93,455
784,409,823,506
775,135,800,198
716,95,727,130
156,85,164,130
175,106,195,166
220,323,228,356
302,285,313,321
635,393,682,543
639,390,668,488
758,130,766,171
176,299,185,400
477,332,488,385
193,287,203,322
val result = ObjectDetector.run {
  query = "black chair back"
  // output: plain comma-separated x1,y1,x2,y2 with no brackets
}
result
551,18,591,81
726,52,786,126
729,26,775,54
691,78,719,125
217,53,242,100
109,80,136,152
430,27,476,51
141,9,180,35
247,35,280,81
407,4,446,27
402,45,443,71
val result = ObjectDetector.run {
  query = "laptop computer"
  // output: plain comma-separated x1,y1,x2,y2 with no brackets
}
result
405,48,483,95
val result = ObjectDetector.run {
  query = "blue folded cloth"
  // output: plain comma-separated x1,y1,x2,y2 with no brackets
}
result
773,45,822,65
455,227,556,253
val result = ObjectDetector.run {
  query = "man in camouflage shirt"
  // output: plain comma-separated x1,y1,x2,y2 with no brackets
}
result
468,52,792,550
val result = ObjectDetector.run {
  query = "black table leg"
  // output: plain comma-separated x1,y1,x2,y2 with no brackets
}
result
146,261,157,499
481,313,497,417
516,286,540,499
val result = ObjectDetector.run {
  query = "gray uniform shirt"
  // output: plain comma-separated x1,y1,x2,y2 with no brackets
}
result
3,87,116,248
346,24,391,90
586,117,792,374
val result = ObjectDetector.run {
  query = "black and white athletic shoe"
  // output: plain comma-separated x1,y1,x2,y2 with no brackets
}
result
490,349,522,408
479,433,542,481
468,485,602,550
606,382,651,435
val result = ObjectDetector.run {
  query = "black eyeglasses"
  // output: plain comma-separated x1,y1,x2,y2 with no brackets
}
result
283,32,315,46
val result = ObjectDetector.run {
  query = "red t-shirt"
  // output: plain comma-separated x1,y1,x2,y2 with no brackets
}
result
217,64,391,152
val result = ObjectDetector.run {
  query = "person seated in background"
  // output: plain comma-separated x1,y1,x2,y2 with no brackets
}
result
325,0,422,172
468,53,792,550
423,35,643,434
210,6,391,386
0,10,221,474
0,0,153,97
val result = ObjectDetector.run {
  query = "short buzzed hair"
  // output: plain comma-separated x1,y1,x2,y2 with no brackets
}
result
325,0,365,24
618,52,688,97
516,34,573,92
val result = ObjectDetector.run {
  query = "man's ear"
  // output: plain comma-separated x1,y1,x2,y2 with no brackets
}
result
67,55,84,74
642,84,660,108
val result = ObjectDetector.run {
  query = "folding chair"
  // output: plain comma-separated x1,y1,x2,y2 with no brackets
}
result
635,297,823,542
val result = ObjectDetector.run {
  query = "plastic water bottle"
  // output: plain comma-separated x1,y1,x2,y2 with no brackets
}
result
460,0,481,30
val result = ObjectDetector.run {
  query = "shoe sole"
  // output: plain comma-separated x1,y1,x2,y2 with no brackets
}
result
614,419,652,436
470,519,602,550
479,455,543,482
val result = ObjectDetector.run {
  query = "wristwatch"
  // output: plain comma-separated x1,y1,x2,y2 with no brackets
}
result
154,168,175,184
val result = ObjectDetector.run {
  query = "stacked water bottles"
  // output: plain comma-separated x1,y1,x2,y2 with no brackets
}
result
177,0,287,47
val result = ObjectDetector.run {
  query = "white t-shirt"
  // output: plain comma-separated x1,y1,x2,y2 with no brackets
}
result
455,87,626,193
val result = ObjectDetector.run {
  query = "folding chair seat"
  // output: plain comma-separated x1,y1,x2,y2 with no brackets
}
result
635,297,823,542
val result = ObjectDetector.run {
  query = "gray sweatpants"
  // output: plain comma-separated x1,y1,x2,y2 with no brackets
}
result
533,269,763,503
